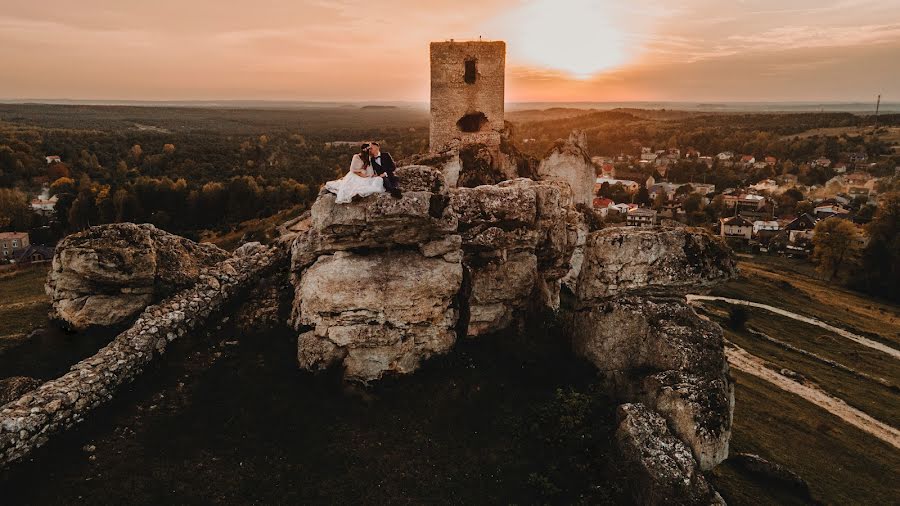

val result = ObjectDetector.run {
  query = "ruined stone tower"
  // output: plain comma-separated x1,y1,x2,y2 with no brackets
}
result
429,40,505,152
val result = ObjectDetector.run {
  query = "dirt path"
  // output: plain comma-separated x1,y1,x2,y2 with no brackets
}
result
688,295,900,360
726,344,900,450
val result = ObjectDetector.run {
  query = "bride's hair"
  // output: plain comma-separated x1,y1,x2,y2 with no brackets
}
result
359,144,370,166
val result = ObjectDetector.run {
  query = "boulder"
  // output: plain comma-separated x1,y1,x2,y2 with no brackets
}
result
395,165,447,194
571,297,727,376
466,251,537,336
576,227,737,303
642,371,733,471
46,223,229,330
293,250,462,382
536,131,595,206
570,296,733,470
615,403,723,505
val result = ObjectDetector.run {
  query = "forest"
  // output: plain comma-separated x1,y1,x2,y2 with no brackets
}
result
0,104,429,240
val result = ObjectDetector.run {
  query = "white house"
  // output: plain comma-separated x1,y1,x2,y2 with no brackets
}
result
596,177,640,193
720,215,753,240
752,220,780,235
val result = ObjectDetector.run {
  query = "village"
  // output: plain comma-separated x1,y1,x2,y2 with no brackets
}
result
588,145,893,257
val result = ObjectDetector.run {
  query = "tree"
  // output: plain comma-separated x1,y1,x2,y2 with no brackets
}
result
683,193,703,214
635,186,650,205
859,192,900,300
47,161,70,180
812,218,860,282
0,188,32,230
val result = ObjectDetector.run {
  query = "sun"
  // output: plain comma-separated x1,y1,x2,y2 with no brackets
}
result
489,0,632,79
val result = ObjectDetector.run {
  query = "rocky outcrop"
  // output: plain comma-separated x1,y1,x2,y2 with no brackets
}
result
568,226,737,471
536,131,595,206
291,167,580,381
616,403,724,505
1,243,284,468
46,223,229,330
295,250,461,382
575,226,737,301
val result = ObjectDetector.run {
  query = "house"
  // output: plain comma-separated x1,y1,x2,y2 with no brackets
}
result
688,183,716,195
753,161,768,170
720,215,753,241
739,155,756,166
626,208,657,227
30,186,58,215
610,203,631,215
0,232,30,259
848,186,870,197
752,220,780,235
750,179,779,192
814,157,832,168
599,163,616,178
716,151,734,161
11,244,54,264
833,162,848,174
592,197,614,217
45,155,61,165
784,213,818,232
780,174,798,185
848,152,868,163
640,152,658,162
814,204,851,219
765,156,777,166
845,173,872,186
684,148,700,159
648,183,677,201
596,177,640,193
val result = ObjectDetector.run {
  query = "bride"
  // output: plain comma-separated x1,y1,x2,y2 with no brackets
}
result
324,143,385,203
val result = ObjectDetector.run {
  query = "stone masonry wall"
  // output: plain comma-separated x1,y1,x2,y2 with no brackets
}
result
430,41,505,152
0,243,285,468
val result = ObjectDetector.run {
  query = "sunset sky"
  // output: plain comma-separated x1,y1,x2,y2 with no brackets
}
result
1,0,898,103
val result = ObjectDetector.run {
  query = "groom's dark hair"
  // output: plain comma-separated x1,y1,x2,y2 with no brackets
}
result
369,141,380,147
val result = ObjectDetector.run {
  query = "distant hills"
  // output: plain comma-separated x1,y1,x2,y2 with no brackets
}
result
0,98,895,114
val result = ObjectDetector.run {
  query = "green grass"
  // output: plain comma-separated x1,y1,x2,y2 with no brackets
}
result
0,265,51,351
712,256,900,348
713,370,900,505
701,303,900,426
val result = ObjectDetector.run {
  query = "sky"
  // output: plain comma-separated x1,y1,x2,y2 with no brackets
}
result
1,0,898,103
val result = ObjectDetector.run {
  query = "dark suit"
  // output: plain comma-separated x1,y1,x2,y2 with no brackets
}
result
371,151,400,194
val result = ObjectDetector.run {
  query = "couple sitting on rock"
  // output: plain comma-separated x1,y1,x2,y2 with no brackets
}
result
325,141,401,203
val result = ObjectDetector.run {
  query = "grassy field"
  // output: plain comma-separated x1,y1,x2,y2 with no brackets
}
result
0,265,51,352
711,255,900,347
702,255,900,504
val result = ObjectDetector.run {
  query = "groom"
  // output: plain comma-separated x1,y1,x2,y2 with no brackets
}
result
367,141,402,198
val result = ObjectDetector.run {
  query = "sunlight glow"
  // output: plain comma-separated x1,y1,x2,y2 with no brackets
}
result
490,0,633,79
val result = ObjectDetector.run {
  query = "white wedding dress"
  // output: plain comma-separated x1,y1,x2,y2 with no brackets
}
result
324,154,386,203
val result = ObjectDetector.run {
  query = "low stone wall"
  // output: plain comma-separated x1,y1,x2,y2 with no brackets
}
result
0,242,284,468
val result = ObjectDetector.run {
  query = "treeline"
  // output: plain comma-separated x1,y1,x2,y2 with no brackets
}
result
0,104,430,240
512,110,899,175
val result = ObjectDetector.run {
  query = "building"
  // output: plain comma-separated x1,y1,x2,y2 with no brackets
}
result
833,162,848,174
814,204,851,219
0,232,30,259
45,155,61,164
716,151,734,161
30,186,58,215
720,216,753,240
814,157,832,168
752,220,780,235
784,213,818,232
626,208,657,227
429,40,505,152
739,155,756,166
764,156,777,166
595,177,640,193
750,179,779,192
11,244,54,264
848,152,868,163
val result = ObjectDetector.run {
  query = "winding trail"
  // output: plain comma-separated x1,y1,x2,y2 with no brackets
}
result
688,294,900,360
726,344,900,450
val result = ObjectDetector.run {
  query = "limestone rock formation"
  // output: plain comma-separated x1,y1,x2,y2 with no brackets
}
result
576,226,737,302
46,223,229,330
536,131,595,206
568,226,737,471
291,168,580,379
616,403,724,505
296,250,462,382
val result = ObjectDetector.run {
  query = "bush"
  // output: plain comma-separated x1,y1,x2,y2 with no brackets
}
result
728,305,749,330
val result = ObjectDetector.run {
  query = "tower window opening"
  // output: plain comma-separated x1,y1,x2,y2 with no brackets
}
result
457,111,488,132
464,58,477,84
